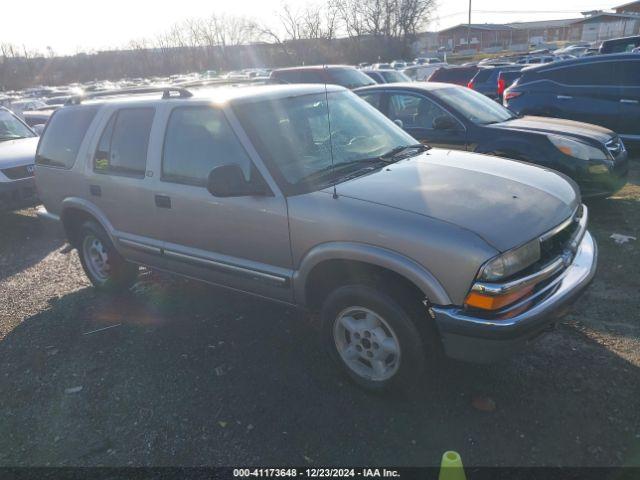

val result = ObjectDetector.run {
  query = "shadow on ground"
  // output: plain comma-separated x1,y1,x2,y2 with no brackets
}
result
0,277,639,467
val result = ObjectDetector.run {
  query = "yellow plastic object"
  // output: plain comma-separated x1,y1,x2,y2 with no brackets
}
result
439,451,466,480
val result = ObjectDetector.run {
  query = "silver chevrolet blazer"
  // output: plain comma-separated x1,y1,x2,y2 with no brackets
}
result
35,85,597,391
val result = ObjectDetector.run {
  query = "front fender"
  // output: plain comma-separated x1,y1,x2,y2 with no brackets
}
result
293,242,452,307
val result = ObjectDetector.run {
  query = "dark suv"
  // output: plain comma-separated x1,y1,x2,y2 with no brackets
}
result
504,54,640,147
468,65,522,100
270,66,376,89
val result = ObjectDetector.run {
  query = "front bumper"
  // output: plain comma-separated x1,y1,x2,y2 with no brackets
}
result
433,230,597,363
0,176,38,211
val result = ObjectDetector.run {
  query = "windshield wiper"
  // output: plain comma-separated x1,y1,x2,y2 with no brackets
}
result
297,157,388,185
0,135,24,142
379,143,430,160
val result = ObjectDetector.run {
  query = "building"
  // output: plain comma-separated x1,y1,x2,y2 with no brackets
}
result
437,24,515,52
614,1,640,14
507,19,582,47
571,12,640,42
436,1,640,53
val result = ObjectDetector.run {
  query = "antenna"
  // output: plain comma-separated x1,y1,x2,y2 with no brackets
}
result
323,64,338,200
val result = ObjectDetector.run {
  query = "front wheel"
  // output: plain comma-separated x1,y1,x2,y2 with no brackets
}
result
321,285,433,392
77,221,138,291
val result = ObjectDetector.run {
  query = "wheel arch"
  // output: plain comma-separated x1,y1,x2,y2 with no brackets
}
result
294,242,451,310
60,197,116,248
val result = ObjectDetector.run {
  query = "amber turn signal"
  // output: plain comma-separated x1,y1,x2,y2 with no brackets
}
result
464,286,534,311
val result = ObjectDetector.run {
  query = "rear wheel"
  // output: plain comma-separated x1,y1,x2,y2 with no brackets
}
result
77,221,138,291
321,285,435,392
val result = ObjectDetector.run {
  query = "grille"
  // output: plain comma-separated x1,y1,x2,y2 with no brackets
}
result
2,164,34,180
605,137,624,158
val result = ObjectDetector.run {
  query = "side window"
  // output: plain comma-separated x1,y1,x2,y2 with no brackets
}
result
358,92,382,110
162,106,252,187
618,60,640,86
36,106,98,168
546,62,613,86
298,70,323,83
388,93,453,129
94,108,154,176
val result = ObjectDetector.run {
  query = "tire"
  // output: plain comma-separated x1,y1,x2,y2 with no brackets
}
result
321,285,436,392
76,220,138,291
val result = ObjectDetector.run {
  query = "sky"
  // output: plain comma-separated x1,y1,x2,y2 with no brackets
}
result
1,0,621,55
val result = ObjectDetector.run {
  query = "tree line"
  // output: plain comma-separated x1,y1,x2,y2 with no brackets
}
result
0,0,436,90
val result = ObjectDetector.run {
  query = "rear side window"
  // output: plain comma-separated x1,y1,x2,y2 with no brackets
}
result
94,108,154,176
543,62,616,86
358,92,383,109
162,106,252,186
36,106,98,168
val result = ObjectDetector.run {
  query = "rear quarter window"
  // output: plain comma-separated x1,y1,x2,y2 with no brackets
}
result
36,106,98,168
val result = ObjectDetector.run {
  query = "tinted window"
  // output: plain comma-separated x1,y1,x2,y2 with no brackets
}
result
544,61,616,86
94,108,154,176
388,93,455,129
36,106,98,168
618,59,640,86
327,68,376,88
429,67,478,84
162,107,252,186
358,92,383,109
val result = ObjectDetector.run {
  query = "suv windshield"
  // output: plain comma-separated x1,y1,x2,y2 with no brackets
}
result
327,69,376,88
432,87,516,124
0,110,36,141
233,91,417,193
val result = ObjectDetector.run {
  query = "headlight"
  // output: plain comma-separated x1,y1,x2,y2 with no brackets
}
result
479,239,541,282
548,135,608,161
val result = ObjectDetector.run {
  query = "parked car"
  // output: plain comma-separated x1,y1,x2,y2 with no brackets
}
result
599,35,640,54
390,60,407,70
504,54,640,148
467,65,522,100
402,64,446,81
355,82,628,197
363,69,411,84
414,57,442,65
497,69,523,101
35,85,596,391
372,63,392,70
0,107,39,211
21,109,55,129
270,66,376,89
427,65,480,86
516,55,556,65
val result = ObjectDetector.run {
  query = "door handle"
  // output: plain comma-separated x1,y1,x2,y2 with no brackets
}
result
155,194,172,209
89,185,101,197
620,99,639,104
556,95,572,100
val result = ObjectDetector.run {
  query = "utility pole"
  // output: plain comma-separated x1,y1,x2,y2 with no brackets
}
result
467,0,472,51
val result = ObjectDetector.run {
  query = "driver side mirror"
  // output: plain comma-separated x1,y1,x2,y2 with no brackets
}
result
432,115,457,130
207,164,267,197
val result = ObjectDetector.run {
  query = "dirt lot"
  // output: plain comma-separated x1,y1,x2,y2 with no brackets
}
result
0,162,639,468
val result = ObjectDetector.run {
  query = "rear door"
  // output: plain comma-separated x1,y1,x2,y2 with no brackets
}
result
616,58,640,141
543,59,621,129
387,91,467,150
86,106,165,266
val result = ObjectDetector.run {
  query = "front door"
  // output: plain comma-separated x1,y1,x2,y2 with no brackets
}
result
153,105,294,302
387,92,467,150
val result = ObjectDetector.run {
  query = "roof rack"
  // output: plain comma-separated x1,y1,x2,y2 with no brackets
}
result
65,87,192,105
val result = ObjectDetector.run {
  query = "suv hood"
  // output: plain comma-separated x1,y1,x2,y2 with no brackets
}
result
0,137,38,169
492,115,614,144
331,149,580,252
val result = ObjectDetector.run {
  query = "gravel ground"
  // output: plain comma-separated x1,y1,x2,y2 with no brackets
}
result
0,163,639,468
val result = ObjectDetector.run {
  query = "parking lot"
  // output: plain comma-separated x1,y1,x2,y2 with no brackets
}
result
0,157,637,467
